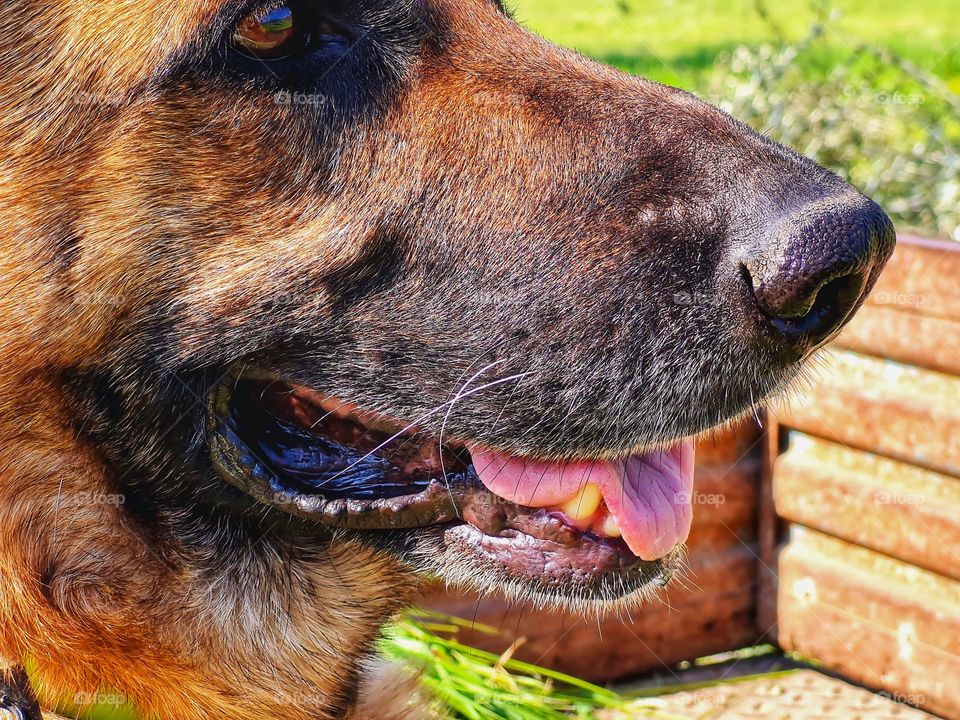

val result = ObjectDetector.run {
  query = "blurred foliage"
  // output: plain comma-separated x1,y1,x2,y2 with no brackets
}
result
514,0,960,241
513,0,960,91
707,11,960,241
506,0,960,93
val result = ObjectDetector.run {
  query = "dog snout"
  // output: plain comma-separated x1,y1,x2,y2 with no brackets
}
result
741,195,895,354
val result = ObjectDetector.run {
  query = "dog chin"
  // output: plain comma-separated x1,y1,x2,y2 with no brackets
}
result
396,524,683,613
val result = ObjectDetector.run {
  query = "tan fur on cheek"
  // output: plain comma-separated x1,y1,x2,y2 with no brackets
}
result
0,381,416,720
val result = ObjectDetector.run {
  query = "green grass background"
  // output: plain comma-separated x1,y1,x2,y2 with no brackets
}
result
510,0,960,92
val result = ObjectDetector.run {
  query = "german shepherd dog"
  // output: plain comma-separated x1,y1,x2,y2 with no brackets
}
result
0,0,894,718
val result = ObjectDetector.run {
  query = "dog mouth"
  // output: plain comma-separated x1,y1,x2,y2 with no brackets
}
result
208,372,695,591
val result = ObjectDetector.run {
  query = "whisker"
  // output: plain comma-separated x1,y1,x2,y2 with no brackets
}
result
438,359,511,508
319,371,535,483
308,399,358,431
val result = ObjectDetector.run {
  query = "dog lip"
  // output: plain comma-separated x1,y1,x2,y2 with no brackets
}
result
206,375,468,529
206,369,662,582
443,522,677,591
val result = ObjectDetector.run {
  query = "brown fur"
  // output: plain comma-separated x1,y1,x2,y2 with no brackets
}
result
2,2,438,714
0,0,891,717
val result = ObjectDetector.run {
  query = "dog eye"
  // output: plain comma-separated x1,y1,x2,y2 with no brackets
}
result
233,2,344,59
234,5,296,56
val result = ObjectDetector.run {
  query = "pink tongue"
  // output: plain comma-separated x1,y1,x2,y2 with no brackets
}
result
469,441,695,561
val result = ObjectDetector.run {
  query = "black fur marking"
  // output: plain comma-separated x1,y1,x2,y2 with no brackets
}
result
322,223,409,315
47,225,81,274
37,561,57,604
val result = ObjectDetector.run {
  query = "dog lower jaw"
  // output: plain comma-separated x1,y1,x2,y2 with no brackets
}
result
207,370,690,604
399,523,680,613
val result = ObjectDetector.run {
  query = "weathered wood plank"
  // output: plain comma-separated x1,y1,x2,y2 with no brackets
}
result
774,434,960,581
866,234,960,321
686,423,762,549
836,303,960,376
772,528,960,719
757,416,781,634
695,417,762,464
763,238,960,715
686,461,759,544
774,350,960,477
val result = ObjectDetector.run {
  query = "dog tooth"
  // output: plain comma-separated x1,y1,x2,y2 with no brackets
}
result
560,483,601,521
600,514,621,538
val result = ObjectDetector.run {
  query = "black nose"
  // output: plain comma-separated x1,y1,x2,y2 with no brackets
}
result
743,196,895,354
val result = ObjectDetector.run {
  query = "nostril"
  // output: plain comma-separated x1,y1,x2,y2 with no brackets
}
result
743,261,866,346
741,194,893,353
809,273,857,322
773,272,863,340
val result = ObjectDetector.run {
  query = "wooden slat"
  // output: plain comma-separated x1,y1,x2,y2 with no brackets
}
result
836,303,960,376
418,543,760,682
757,416,782,634
686,422,761,549
695,417,761,464
866,234,960,321
686,461,759,544
774,350,960,477
772,528,960,719
764,237,960,715
774,434,960,581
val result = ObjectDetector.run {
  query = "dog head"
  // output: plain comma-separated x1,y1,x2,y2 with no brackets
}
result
2,0,893,617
